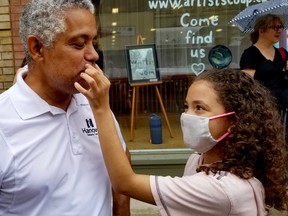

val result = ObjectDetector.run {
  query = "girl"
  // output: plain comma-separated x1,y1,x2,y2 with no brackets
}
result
75,65,288,215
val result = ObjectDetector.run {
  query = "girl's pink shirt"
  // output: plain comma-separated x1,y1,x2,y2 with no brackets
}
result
150,153,265,216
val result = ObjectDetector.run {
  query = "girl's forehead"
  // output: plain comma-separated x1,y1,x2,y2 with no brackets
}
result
271,19,282,24
187,80,218,100
185,80,225,112
189,80,214,92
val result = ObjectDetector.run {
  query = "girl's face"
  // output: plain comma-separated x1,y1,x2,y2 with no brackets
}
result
261,20,283,44
184,80,232,140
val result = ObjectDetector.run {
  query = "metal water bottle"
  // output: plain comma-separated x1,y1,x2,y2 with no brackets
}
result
149,113,162,144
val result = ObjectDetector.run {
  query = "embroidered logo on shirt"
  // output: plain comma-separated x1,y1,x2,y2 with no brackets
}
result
82,118,98,136
86,118,94,128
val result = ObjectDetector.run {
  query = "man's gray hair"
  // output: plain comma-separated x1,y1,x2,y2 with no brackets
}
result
20,0,95,63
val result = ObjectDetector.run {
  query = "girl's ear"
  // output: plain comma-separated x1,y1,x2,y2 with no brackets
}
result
227,126,232,133
27,35,44,61
227,121,236,133
227,117,236,133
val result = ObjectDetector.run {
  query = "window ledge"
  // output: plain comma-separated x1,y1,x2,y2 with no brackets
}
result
130,148,193,165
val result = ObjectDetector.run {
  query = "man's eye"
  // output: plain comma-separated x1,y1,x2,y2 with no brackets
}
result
74,44,85,49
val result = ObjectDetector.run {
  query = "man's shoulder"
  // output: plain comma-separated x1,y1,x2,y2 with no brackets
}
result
0,88,10,99
73,93,89,106
0,88,13,109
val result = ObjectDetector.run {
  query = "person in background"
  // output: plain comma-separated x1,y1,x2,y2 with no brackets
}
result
76,66,288,215
240,14,288,144
0,0,130,215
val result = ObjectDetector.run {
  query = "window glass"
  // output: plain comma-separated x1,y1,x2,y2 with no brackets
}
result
93,0,265,150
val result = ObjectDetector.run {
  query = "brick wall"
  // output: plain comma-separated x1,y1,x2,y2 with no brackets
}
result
0,0,27,93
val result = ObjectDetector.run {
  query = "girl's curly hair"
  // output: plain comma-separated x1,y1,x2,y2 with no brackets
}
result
195,69,288,210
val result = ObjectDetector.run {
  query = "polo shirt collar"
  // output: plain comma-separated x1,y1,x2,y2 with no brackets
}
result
9,70,83,120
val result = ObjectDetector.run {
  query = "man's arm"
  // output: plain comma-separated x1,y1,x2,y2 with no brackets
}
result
112,148,131,216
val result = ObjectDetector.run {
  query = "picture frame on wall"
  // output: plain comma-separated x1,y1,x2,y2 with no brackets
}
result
125,44,160,84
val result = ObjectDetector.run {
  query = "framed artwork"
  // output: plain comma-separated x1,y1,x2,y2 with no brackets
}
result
125,44,160,84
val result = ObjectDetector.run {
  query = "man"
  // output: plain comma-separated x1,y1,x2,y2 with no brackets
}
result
0,0,130,215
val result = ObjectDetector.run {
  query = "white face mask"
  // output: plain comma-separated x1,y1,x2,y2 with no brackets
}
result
180,112,235,153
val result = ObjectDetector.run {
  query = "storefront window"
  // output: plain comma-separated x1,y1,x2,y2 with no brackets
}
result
93,0,265,150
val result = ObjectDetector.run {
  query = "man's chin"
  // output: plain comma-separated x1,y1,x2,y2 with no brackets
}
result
74,81,89,93
77,78,90,89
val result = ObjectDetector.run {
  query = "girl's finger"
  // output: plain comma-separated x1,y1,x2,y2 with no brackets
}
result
80,72,96,85
94,64,101,71
85,64,105,78
74,82,87,95
85,63,102,73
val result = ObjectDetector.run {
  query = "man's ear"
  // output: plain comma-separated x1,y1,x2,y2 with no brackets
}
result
27,35,44,61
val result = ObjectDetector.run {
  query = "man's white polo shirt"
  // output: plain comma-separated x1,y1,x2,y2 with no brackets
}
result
0,71,126,216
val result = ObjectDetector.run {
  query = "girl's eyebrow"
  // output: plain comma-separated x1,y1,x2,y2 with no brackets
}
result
192,99,207,105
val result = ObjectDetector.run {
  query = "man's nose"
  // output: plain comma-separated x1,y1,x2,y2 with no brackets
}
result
85,44,99,62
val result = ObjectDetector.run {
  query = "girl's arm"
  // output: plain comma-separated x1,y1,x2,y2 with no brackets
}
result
74,64,155,204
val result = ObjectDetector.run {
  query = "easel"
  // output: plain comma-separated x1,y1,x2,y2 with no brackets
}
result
129,35,173,141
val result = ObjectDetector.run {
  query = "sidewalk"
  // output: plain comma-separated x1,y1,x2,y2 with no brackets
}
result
131,199,160,216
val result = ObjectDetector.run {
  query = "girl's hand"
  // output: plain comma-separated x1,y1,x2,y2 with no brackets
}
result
74,64,111,112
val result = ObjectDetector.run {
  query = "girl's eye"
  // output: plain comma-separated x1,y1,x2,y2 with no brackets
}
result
195,105,205,111
183,104,188,112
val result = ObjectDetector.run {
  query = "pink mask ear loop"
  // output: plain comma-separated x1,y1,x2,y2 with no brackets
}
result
216,132,230,142
209,111,235,142
209,111,235,120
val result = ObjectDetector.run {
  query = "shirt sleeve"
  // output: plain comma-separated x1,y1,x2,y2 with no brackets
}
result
150,173,231,216
0,130,15,211
112,113,126,151
240,47,257,70
0,131,13,184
